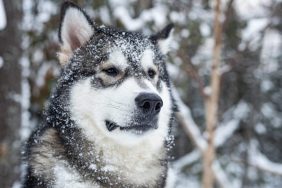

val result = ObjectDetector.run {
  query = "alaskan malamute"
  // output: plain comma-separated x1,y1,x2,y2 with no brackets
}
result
24,1,176,187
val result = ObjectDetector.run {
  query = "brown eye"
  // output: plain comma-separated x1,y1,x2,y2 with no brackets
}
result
148,69,156,79
103,67,119,77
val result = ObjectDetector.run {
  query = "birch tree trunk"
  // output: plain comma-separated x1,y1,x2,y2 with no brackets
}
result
202,0,223,187
0,0,23,187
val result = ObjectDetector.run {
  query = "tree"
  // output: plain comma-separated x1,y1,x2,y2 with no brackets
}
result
0,0,23,187
202,0,223,187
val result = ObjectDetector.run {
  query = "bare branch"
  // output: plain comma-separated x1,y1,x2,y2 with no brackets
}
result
202,0,223,187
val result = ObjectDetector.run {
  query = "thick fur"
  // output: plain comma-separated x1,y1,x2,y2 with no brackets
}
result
23,1,176,188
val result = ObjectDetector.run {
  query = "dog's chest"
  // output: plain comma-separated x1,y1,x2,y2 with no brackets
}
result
91,140,166,186
51,146,165,188
53,162,99,188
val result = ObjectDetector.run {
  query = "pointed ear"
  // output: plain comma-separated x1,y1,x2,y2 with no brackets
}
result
58,1,94,65
150,24,174,54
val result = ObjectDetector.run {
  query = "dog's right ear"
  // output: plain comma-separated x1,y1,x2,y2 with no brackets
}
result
58,1,94,66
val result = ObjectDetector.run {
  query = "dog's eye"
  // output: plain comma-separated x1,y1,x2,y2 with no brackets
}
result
148,69,156,79
102,67,119,77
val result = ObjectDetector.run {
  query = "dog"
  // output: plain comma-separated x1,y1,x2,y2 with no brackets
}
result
23,1,176,187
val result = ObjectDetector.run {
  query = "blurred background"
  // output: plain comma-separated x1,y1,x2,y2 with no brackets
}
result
0,0,281,187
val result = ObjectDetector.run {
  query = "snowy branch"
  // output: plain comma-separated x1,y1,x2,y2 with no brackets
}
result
172,86,207,152
172,86,234,187
113,4,167,31
215,101,250,147
212,160,235,188
172,150,201,171
249,141,282,176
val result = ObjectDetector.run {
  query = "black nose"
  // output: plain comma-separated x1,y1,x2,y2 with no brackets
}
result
135,93,163,115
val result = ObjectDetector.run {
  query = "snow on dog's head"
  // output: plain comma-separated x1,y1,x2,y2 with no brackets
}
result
57,1,174,146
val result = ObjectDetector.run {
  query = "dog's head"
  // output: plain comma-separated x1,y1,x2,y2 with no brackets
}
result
57,2,174,145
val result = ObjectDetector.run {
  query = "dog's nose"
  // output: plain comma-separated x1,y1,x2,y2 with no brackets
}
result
135,93,163,115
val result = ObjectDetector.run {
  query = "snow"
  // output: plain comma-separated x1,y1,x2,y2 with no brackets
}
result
215,120,239,147
173,86,207,151
171,95,253,187
0,56,4,68
166,63,181,80
22,0,57,32
255,123,266,134
174,175,200,188
165,168,178,188
242,18,268,41
249,140,282,175
180,29,189,38
19,56,31,141
213,160,234,188
22,0,33,31
261,103,281,127
35,63,51,87
113,4,168,31
219,65,231,75
172,150,201,171
0,0,6,30
37,1,57,23
234,0,271,19
240,18,268,50
260,79,274,92
215,101,250,147
191,37,213,73
200,23,211,37
188,1,213,22
54,162,94,188
12,182,21,188
109,0,136,7
88,164,97,171
169,11,186,24
32,49,44,63
203,86,212,96
233,101,250,119
261,103,274,118
260,29,282,69
99,6,111,25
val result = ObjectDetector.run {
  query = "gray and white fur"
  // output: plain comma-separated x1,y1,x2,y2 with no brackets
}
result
23,1,176,188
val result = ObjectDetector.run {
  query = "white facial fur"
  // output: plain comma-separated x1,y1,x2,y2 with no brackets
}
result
108,49,128,69
70,78,171,185
69,48,172,185
70,77,170,145
70,48,172,146
141,48,158,81
141,49,155,71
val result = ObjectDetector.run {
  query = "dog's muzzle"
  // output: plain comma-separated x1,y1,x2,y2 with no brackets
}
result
105,93,163,133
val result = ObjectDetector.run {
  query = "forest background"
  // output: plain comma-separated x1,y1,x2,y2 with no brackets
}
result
0,0,281,187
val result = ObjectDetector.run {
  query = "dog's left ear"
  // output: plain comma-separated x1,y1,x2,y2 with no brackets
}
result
58,1,94,65
150,24,174,54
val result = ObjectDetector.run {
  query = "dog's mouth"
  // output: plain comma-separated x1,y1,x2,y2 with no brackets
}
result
105,120,157,133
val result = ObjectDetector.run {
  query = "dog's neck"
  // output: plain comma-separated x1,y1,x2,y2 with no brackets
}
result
44,102,167,187
66,113,168,187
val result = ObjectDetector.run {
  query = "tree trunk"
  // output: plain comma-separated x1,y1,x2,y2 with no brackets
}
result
0,0,23,187
202,0,222,187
